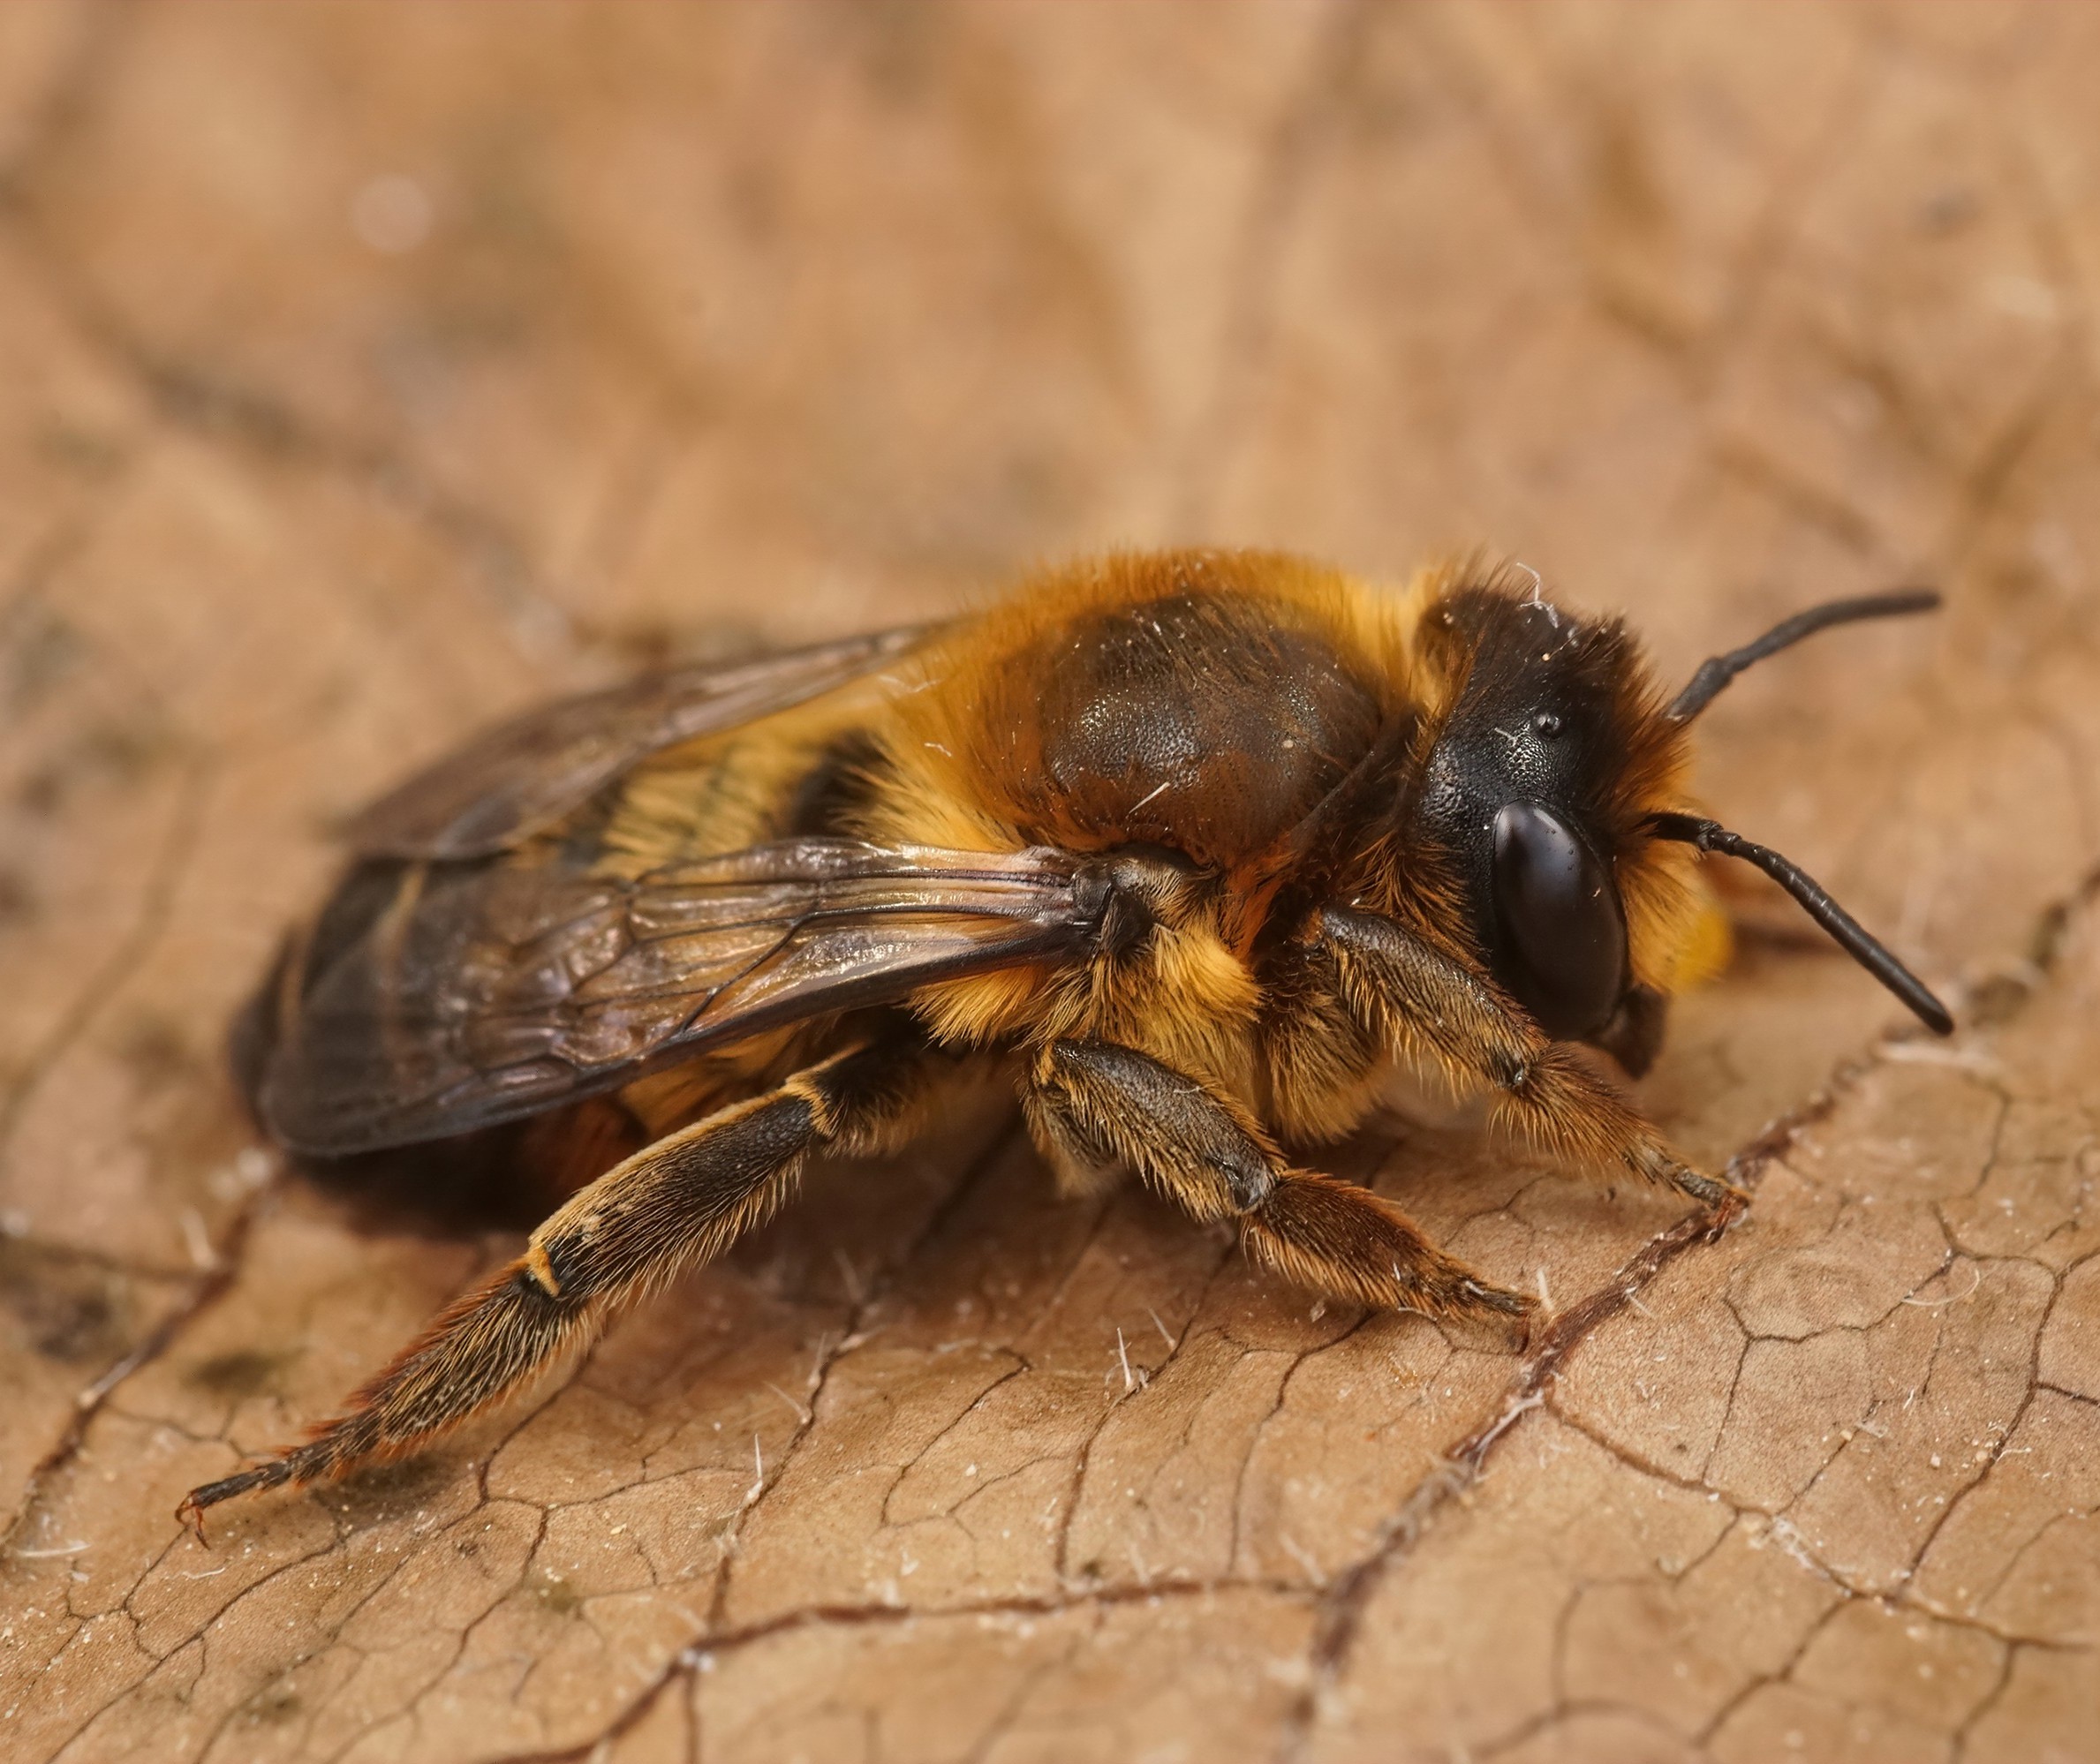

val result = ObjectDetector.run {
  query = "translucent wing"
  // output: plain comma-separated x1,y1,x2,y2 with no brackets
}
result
260,840,1095,1155
346,626,933,861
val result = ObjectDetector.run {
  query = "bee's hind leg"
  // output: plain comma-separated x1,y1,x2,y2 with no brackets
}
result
1024,1039,1532,1324
178,1035,937,1530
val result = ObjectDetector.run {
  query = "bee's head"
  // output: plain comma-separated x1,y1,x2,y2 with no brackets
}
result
1390,565,1951,1067
1404,574,1694,1066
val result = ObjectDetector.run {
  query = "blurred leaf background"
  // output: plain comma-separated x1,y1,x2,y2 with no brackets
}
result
3,6,2098,1762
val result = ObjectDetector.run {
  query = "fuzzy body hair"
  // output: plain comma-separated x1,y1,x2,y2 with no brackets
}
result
572,548,1719,1142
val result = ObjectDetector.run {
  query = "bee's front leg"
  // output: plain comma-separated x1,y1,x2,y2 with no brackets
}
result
1313,906,1745,1212
1024,1039,1532,1323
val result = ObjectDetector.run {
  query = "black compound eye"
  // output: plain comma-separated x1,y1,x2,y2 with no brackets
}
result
1490,803,1628,1039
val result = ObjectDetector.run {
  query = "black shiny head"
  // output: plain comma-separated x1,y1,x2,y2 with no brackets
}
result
1402,572,1953,1051
1409,585,1660,1043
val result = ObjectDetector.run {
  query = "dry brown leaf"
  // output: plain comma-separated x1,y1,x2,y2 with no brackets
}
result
4,4,2099,1761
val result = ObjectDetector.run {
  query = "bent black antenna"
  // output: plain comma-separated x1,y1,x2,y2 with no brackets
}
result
1647,811,1953,1035
1667,589,1940,722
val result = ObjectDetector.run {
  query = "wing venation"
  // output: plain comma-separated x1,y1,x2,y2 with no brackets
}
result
261,840,1092,1154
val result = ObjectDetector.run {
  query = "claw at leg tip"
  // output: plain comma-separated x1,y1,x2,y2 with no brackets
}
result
1708,1181,1752,1225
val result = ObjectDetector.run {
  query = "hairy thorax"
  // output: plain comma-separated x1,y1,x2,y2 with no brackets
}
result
854,559,1439,1096
862,568,1398,1090
866,555,1424,863
960,592,1387,872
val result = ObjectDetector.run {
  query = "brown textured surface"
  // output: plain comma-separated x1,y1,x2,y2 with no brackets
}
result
4,4,2099,1760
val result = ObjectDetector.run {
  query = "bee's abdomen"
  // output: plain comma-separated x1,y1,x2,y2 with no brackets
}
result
778,727,890,837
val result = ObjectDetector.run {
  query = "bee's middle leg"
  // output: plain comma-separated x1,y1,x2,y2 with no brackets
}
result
1024,1039,1532,1323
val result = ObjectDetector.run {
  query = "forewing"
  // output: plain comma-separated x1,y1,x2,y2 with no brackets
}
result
261,841,1092,1155
346,626,933,860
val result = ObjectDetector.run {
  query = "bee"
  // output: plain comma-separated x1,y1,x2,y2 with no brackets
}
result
179,549,1949,1524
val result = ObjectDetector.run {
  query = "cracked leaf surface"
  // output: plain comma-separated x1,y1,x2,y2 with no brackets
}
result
4,4,2100,1761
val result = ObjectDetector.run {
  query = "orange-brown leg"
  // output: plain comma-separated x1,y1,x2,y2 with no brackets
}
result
1314,906,1743,1210
179,1037,934,1528
1024,1038,1531,1323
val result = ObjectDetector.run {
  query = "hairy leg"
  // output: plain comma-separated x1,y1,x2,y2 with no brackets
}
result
1024,1038,1530,1322
1314,906,1742,1210
179,1036,935,1527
